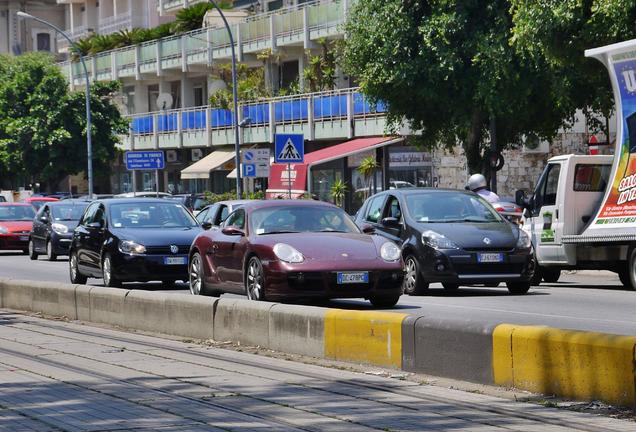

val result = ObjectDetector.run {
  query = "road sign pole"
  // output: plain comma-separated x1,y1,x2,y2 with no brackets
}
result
156,169,159,198
288,163,291,199
132,172,136,197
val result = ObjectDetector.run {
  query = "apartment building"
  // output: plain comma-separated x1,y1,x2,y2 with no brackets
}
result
57,0,600,210
1,0,64,54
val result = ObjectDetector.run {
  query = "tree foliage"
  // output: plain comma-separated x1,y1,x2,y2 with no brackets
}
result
0,53,128,189
342,0,574,173
510,0,636,137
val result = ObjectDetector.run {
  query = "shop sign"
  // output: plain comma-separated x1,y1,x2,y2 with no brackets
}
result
389,152,431,167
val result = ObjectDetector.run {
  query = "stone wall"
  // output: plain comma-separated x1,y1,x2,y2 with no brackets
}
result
431,132,610,198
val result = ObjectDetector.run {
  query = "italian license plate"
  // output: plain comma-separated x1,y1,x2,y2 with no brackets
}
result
19,236,29,241
337,271,369,284
164,256,186,265
477,253,504,263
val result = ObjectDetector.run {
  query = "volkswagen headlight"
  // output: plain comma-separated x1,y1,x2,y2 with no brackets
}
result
516,229,532,249
273,243,304,263
0,226,7,234
118,240,146,255
421,230,459,250
380,242,401,261
51,223,69,234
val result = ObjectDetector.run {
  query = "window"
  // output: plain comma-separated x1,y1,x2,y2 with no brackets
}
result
365,195,386,223
385,196,402,220
36,33,51,52
80,203,99,226
573,164,610,192
193,86,204,107
218,205,230,224
533,163,561,215
195,207,209,224
224,209,245,229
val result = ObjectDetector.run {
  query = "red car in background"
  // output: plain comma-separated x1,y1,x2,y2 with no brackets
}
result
24,197,59,211
0,203,36,253
188,200,405,307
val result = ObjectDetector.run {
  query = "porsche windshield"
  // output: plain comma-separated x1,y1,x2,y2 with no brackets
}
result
251,206,359,235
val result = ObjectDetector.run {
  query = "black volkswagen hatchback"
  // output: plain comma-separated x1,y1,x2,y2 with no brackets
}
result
355,189,534,295
69,198,202,287
29,199,90,261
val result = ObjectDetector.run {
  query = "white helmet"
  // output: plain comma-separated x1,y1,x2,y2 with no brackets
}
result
468,173,487,191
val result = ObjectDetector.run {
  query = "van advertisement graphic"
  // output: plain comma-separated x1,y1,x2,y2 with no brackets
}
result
592,54,636,226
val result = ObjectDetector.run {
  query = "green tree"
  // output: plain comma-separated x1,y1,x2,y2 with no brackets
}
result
342,0,571,173
509,0,636,139
357,156,378,200
0,53,127,190
171,1,234,34
330,179,347,207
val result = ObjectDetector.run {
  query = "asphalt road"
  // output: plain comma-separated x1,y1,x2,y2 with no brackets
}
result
2,251,636,335
1,310,633,432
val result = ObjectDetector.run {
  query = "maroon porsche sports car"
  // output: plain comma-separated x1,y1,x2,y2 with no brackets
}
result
188,200,404,307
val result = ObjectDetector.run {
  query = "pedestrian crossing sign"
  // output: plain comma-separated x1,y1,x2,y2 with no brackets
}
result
275,134,304,163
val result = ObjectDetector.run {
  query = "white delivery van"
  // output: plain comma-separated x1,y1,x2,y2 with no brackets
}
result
517,39,636,288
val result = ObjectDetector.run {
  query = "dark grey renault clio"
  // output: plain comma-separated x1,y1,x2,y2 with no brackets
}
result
354,188,534,295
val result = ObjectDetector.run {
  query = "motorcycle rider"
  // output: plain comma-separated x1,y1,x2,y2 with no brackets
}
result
468,173,499,203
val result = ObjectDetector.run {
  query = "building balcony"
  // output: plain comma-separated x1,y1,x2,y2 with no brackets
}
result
99,11,148,36
58,0,345,86
158,0,208,15
122,87,388,150
56,25,91,50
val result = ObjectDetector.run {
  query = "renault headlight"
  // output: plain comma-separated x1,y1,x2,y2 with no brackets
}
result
0,226,7,234
516,229,532,249
51,223,69,234
380,242,401,261
273,243,304,263
118,240,146,255
421,230,459,250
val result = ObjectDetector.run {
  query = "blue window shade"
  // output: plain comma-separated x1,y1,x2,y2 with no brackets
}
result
353,93,388,115
274,99,308,122
157,113,178,132
181,110,206,130
242,103,269,125
132,116,153,134
314,95,347,118
210,108,234,128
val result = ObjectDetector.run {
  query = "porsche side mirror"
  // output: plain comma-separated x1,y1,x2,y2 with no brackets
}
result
222,226,245,236
201,221,213,230
381,217,400,228
360,224,375,234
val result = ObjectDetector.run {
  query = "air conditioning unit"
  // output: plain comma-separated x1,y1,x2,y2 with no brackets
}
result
191,149,203,161
522,134,549,153
166,150,178,163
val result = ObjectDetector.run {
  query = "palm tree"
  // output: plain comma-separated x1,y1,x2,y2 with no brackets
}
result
357,156,378,200
330,179,347,207
171,3,214,34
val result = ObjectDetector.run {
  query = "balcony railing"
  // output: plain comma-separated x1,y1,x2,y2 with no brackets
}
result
99,11,146,35
123,87,388,150
57,25,90,49
59,0,345,86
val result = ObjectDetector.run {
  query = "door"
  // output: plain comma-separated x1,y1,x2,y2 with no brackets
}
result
214,209,247,289
74,203,99,272
375,195,404,244
85,204,107,272
32,205,48,250
529,162,565,264
361,194,387,233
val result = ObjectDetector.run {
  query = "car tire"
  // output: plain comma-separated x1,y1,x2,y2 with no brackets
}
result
369,295,400,308
245,256,266,301
46,240,57,261
442,283,459,291
618,268,633,289
403,254,429,295
69,251,87,285
189,252,208,295
530,264,543,286
627,247,636,291
506,282,531,295
102,254,122,288
542,268,561,283
28,239,38,261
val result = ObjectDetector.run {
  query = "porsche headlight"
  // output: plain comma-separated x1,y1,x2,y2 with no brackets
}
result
51,223,69,234
118,240,146,255
516,229,532,249
0,226,7,234
421,230,459,250
273,243,304,263
380,242,401,261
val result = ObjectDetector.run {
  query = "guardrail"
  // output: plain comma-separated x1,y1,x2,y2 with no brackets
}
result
2,277,635,408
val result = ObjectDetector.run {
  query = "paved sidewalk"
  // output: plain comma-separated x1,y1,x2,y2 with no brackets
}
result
0,310,633,432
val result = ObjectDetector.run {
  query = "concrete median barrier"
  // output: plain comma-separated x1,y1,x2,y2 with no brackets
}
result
75,284,91,322
269,303,325,358
163,293,217,340
213,298,274,347
403,316,497,384
32,282,78,320
88,286,128,327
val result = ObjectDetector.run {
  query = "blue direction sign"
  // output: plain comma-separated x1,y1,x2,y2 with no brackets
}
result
275,134,304,164
125,151,165,170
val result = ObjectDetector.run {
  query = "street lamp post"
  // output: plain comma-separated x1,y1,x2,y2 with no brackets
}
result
16,11,94,200
207,0,242,199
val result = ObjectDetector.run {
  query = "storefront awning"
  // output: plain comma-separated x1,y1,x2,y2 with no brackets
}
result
180,150,235,180
266,136,402,198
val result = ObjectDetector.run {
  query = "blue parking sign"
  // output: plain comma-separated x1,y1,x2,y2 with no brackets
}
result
243,163,256,177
